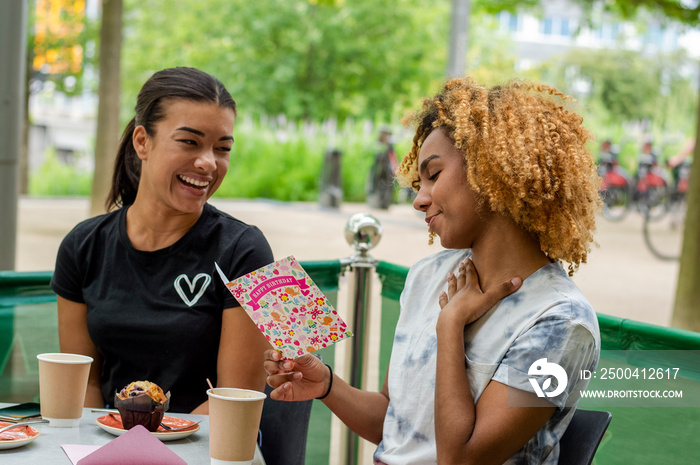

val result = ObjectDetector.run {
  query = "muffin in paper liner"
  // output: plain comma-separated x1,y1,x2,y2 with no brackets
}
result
114,382,171,432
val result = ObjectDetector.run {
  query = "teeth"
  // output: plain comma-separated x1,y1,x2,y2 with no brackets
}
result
179,175,210,187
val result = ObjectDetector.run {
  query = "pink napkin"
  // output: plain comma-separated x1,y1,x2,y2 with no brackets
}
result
62,444,101,463
71,425,186,465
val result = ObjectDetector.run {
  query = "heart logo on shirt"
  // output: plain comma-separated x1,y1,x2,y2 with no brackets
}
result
174,273,212,307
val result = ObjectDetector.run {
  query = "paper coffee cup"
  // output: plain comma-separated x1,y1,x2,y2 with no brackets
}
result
37,353,93,427
207,388,266,464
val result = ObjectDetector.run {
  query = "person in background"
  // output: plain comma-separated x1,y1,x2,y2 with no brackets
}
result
667,138,694,193
597,140,616,169
633,139,668,202
597,139,631,188
263,77,601,464
635,140,663,179
52,67,273,414
366,127,397,209
667,138,695,168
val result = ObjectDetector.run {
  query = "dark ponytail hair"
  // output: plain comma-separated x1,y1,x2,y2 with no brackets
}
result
106,67,236,211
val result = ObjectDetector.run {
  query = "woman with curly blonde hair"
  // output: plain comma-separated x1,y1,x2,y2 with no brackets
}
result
264,78,601,464
398,77,600,275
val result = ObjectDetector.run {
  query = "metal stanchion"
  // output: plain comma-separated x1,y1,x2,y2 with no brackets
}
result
341,213,382,465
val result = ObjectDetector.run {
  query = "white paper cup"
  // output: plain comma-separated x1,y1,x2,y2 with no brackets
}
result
37,353,93,427
207,388,266,464
211,460,255,465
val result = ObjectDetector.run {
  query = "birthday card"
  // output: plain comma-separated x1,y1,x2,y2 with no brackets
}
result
216,256,353,359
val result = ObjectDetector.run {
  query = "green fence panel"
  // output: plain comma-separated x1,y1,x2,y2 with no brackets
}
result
0,271,58,403
598,313,700,350
0,263,343,464
376,261,408,389
0,270,56,307
300,260,342,465
4,264,700,464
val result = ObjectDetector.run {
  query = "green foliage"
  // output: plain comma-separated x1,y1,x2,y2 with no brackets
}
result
464,14,540,85
571,0,700,27
29,119,408,202
214,117,400,202
32,0,699,202
540,47,697,160
548,49,661,123
27,0,98,96
473,0,540,15
29,148,92,196
121,0,446,122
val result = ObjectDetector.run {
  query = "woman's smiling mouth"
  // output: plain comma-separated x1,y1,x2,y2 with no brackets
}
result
426,213,440,230
178,174,210,189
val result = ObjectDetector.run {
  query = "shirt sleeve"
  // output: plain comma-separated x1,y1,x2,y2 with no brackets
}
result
492,308,599,409
50,228,86,303
223,226,274,309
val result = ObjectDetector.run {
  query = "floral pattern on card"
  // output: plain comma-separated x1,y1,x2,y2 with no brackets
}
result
223,256,353,359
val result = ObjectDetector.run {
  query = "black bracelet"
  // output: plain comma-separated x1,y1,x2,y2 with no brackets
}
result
316,364,333,400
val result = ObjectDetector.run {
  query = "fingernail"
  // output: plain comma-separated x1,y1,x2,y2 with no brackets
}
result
283,361,293,371
511,277,522,287
293,372,302,380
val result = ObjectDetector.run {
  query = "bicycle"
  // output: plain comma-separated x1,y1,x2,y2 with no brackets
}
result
641,159,690,261
632,154,670,221
598,152,632,222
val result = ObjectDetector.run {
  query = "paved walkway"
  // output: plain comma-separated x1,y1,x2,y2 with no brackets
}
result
16,196,680,328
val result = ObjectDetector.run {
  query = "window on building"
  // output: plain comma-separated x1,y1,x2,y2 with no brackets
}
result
543,17,553,35
667,28,678,48
542,17,573,37
645,24,664,46
509,12,519,31
611,23,620,41
597,22,621,42
560,18,571,36
498,10,520,33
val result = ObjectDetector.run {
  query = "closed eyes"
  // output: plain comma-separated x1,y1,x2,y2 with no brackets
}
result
177,139,231,152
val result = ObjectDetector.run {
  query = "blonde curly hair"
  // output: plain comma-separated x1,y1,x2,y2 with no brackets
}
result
397,77,601,275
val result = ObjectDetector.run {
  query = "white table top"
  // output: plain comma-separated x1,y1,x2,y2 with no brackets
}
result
0,403,265,464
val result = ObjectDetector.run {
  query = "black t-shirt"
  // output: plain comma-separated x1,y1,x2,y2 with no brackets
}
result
51,203,273,413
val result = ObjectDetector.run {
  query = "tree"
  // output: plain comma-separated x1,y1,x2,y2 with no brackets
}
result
671,70,700,332
448,0,700,331
574,0,700,26
584,1,700,332
90,0,123,216
120,0,447,121
446,0,471,78
545,48,696,137
23,0,93,194
565,0,700,331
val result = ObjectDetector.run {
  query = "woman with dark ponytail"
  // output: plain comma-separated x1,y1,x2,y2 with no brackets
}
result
51,67,273,414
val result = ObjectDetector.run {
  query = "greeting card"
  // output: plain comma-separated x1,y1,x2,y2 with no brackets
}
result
216,256,353,359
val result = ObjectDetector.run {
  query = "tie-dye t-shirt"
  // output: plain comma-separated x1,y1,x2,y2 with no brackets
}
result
373,249,600,465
